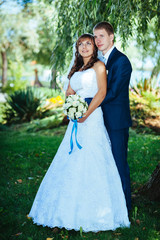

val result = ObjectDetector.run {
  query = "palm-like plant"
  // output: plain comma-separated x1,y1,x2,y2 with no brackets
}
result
4,87,44,123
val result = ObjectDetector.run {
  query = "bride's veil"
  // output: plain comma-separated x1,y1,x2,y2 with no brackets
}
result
63,43,76,91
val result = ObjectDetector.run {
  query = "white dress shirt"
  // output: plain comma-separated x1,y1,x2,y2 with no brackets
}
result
98,45,115,65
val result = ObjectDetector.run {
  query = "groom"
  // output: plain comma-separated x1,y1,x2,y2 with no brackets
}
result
93,22,132,212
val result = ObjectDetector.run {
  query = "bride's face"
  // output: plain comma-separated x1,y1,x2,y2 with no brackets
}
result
78,38,94,58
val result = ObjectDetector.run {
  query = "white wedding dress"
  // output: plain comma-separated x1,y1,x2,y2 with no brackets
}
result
29,68,130,232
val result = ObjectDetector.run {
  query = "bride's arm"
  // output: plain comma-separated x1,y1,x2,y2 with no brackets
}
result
78,61,107,123
66,81,75,97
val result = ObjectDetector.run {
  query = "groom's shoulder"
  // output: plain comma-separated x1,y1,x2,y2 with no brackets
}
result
114,48,130,61
112,48,131,65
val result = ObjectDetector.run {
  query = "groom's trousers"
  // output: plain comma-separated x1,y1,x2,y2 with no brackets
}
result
107,127,131,211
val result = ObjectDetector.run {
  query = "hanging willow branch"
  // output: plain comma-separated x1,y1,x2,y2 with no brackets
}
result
52,0,160,73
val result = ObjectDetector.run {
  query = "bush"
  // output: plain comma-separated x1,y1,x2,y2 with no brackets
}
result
3,87,65,125
26,113,64,132
141,91,160,110
3,87,44,124
130,90,160,134
39,87,65,100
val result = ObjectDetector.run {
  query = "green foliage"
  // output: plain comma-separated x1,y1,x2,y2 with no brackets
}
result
130,77,160,111
130,90,160,134
2,60,28,94
26,110,64,132
3,87,44,123
0,8,40,57
131,76,160,97
2,86,65,125
53,0,160,72
40,87,65,100
132,206,138,223
141,91,160,109
2,79,27,95
0,1,57,87
133,20,160,83
0,128,160,240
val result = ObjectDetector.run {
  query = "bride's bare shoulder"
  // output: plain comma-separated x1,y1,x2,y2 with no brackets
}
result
93,61,106,72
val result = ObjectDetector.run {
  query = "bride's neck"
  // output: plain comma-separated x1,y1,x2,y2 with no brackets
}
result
83,56,92,66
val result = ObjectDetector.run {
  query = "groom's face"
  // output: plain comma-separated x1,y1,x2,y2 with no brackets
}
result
94,28,114,55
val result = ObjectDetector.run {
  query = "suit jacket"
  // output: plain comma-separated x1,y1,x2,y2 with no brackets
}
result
101,47,132,130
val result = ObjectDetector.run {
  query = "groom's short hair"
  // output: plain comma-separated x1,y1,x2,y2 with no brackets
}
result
93,22,114,35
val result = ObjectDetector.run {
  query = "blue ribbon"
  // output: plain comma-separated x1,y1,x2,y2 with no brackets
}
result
68,98,93,154
69,119,82,154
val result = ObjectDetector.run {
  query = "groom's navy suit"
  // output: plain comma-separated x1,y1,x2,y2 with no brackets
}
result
101,47,132,211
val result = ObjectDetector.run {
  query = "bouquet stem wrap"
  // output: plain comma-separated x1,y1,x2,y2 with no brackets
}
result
69,119,82,154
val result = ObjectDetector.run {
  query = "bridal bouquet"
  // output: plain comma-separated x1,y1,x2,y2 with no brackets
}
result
63,94,88,120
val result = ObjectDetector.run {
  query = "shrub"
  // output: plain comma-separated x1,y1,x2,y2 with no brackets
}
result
3,87,65,125
39,87,65,99
3,87,44,123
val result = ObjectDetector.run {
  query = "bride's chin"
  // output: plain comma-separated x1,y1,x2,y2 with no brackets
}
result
82,54,92,59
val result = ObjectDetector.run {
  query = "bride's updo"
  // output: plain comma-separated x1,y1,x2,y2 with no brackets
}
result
68,34,98,79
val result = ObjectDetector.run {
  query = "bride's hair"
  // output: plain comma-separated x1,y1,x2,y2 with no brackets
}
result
68,34,98,79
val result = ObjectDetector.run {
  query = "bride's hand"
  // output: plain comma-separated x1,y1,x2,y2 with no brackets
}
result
66,88,75,96
66,82,75,96
78,112,88,123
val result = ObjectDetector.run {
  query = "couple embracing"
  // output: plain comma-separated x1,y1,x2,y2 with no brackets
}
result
29,22,132,232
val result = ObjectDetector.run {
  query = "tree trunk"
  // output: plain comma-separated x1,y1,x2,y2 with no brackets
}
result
138,163,160,201
33,68,43,87
50,69,56,89
1,51,7,87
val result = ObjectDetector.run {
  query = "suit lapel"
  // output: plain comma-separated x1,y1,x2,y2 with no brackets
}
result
106,47,118,70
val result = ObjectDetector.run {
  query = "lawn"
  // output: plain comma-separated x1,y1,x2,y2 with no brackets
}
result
0,126,160,240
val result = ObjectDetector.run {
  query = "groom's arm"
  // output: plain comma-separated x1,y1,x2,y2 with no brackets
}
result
102,56,132,104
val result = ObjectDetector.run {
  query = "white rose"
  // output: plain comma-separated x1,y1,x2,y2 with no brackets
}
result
75,112,82,119
78,104,84,111
72,94,79,101
68,102,73,108
67,98,71,103
69,113,74,119
83,107,87,113
72,111,76,119
72,100,79,107
80,97,85,102
70,95,75,100
63,103,67,109
69,107,76,114
66,96,73,102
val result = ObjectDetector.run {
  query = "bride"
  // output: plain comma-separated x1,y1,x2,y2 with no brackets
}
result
28,33,130,232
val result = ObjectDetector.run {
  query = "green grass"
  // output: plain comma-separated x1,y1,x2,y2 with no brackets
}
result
0,127,160,240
